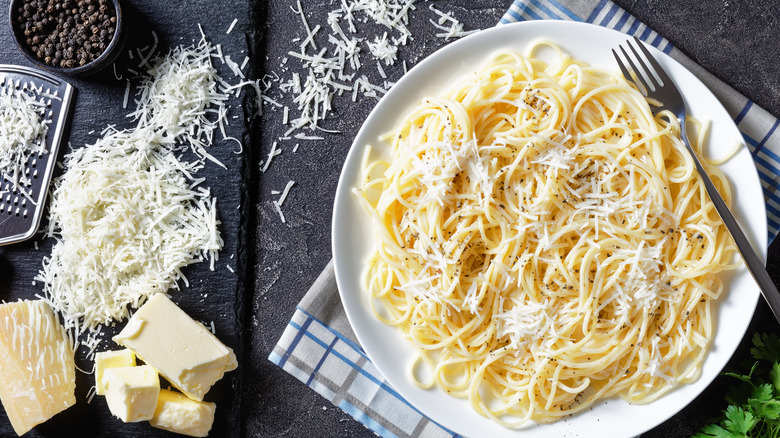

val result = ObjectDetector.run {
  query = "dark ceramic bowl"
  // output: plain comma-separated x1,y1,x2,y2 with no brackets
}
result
8,0,125,76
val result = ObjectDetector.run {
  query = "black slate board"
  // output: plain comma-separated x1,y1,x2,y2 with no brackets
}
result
0,1,253,436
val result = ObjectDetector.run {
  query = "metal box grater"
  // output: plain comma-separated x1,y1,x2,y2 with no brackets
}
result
0,65,75,246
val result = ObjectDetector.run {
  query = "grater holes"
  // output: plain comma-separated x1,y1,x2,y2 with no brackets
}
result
0,70,73,240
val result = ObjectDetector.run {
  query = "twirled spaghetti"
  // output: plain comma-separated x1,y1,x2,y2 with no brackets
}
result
354,41,739,426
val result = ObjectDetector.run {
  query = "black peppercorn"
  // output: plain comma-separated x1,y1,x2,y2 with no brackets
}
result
13,0,117,69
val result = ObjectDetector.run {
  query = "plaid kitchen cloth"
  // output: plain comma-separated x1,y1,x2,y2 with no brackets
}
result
269,1,780,437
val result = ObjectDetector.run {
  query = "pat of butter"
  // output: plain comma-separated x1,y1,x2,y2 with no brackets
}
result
151,389,216,437
104,365,160,422
95,349,136,396
112,293,237,401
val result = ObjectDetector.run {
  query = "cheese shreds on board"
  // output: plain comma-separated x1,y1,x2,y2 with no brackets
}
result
428,4,480,40
39,126,223,334
0,87,50,197
128,34,229,169
37,35,231,338
272,180,296,222
252,3,479,224
226,18,238,35
260,0,477,141
0,300,76,436
367,32,398,65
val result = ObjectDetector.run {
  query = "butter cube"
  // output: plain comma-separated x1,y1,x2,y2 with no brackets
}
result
95,349,136,395
151,389,216,437
103,365,160,422
113,293,237,401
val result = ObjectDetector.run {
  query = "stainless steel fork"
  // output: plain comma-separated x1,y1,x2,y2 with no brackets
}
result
612,36,780,323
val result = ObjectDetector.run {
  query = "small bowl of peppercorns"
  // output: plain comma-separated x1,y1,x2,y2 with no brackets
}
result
9,0,124,76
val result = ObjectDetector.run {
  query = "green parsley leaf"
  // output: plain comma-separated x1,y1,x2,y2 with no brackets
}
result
697,333,780,438
725,362,761,407
770,362,780,393
752,333,780,363
724,371,754,384
692,423,744,438
749,398,780,421
752,383,774,402
723,405,757,435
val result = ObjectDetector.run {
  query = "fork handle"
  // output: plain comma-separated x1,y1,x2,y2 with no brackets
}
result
679,122,780,322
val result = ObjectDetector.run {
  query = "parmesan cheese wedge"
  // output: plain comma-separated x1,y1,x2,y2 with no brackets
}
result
0,300,76,436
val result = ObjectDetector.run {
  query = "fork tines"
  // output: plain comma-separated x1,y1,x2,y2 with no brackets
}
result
612,36,668,97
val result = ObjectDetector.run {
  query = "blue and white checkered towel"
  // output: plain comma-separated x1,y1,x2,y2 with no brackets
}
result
270,1,780,437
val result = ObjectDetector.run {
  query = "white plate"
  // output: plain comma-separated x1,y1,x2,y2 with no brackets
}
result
332,20,766,438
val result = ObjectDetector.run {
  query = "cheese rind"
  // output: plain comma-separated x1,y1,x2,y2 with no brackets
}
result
103,365,160,422
151,389,216,437
0,300,76,436
95,349,136,396
112,293,237,401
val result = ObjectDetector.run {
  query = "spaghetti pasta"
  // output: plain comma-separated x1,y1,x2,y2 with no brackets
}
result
354,41,739,426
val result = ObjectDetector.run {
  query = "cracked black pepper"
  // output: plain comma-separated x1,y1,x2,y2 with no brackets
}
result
14,0,117,69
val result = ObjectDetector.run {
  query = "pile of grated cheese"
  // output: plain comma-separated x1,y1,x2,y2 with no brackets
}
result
127,38,231,168
37,35,230,337
269,0,478,137
0,88,49,195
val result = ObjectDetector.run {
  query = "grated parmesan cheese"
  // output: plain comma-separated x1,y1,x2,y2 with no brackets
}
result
0,87,50,197
253,0,480,189
276,180,295,206
260,141,281,173
428,4,479,40
367,32,398,65
226,18,238,35
37,35,235,339
128,34,230,169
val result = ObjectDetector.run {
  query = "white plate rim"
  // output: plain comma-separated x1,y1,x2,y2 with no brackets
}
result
332,20,766,438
